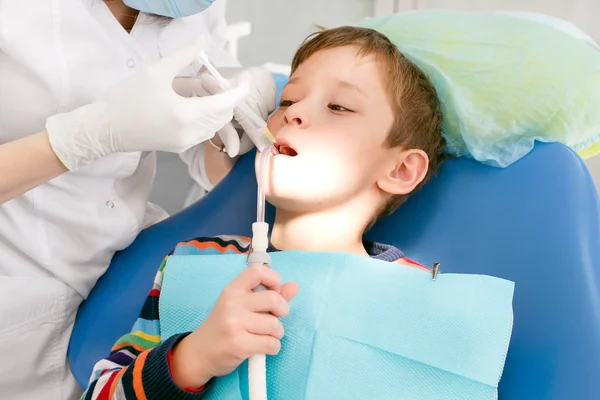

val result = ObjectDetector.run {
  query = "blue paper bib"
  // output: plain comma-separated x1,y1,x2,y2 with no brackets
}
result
160,251,514,399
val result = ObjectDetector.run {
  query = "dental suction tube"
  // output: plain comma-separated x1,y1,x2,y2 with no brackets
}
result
195,49,278,400
247,145,278,400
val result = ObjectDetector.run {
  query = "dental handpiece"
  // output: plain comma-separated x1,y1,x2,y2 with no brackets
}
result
195,51,276,152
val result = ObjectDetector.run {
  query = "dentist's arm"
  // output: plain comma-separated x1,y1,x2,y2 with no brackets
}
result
0,39,246,206
0,131,67,205
178,134,237,204
203,134,239,185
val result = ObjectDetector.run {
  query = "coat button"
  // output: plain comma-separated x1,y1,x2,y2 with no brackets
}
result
106,201,115,209
126,59,136,68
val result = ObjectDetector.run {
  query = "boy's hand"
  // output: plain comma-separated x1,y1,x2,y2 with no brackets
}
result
171,265,299,389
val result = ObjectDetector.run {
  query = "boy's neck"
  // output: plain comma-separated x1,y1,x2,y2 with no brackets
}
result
270,208,370,256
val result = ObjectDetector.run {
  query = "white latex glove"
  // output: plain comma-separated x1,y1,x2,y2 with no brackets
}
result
193,66,277,157
46,39,247,171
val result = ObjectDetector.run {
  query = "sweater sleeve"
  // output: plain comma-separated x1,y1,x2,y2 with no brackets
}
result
80,255,205,400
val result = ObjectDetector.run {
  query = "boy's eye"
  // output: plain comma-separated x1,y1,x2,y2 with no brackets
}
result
328,103,352,112
279,99,295,107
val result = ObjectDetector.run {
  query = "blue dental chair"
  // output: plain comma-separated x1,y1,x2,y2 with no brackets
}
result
68,74,600,398
68,142,600,399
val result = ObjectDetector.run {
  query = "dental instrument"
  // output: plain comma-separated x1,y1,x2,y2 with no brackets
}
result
195,51,276,152
245,144,278,400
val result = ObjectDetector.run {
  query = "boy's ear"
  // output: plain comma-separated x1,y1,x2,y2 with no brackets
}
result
377,149,429,195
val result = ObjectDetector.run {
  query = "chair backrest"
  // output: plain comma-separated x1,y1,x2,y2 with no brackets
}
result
68,143,600,399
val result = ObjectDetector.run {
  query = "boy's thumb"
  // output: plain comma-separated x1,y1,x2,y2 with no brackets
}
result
280,282,299,303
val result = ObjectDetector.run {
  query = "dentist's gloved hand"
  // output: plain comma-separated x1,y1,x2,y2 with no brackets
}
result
46,39,247,171
192,66,277,157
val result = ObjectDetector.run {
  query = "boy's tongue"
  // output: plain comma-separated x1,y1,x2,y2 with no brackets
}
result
275,141,298,157
279,145,297,156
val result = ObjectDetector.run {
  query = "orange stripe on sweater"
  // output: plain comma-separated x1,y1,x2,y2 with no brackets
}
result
180,240,247,254
111,342,146,353
132,350,150,400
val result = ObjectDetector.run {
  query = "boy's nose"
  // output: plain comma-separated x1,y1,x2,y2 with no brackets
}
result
284,115,302,125
283,104,306,127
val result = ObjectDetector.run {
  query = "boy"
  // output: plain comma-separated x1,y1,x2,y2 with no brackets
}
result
82,26,446,399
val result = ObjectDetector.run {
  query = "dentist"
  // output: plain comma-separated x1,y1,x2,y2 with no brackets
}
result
0,0,275,399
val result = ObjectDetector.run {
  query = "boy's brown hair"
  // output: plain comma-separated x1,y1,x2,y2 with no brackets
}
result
291,26,446,221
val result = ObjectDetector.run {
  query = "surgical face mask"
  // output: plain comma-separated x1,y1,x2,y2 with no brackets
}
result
122,0,216,18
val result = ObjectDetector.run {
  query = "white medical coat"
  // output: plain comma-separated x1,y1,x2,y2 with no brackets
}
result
0,1,238,398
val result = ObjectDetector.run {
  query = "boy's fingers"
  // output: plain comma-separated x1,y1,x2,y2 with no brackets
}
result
233,265,282,293
245,313,285,339
245,334,282,356
246,290,290,318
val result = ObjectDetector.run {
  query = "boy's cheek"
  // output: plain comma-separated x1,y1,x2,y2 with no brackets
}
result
267,112,283,136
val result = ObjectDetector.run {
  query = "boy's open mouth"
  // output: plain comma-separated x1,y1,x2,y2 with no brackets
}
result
274,140,298,157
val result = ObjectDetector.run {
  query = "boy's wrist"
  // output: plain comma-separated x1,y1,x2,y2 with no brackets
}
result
171,334,213,389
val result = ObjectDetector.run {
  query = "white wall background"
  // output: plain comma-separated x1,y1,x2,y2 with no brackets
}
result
426,0,600,42
226,0,374,66
150,0,600,214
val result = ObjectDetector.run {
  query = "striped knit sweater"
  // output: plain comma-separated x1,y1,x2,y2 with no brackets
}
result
80,235,429,400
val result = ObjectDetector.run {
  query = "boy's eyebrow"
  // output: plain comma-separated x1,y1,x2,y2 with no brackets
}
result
286,77,368,97
336,80,368,98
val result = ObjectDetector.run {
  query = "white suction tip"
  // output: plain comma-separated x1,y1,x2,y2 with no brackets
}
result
251,222,269,253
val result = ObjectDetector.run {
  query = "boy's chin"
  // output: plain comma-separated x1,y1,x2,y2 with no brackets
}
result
265,193,292,210
265,193,318,214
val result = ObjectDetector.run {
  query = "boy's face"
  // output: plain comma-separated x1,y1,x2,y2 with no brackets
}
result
258,46,397,213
